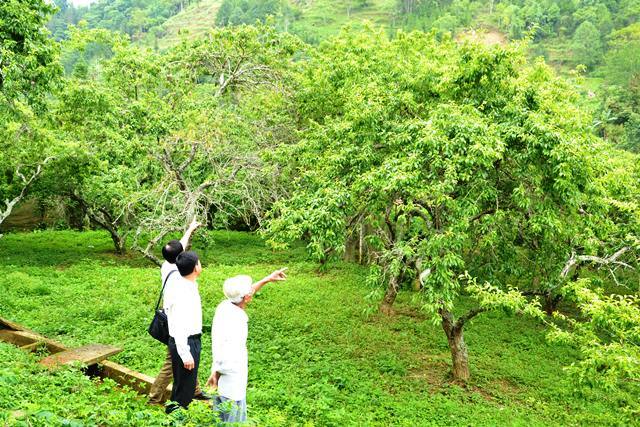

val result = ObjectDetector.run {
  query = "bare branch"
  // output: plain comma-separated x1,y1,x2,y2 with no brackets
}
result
0,157,53,233
178,141,200,174
561,247,632,279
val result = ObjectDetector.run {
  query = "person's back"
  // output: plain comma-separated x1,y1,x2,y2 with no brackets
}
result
208,270,287,422
165,274,202,347
160,260,177,288
148,218,209,405
211,299,249,402
165,251,204,413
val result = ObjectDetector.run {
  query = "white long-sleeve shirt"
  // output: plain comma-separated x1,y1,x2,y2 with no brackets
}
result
211,300,249,401
160,261,177,291
164,275,202,364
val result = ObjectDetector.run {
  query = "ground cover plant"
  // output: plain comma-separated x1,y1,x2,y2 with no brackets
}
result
0,230,636,426
1,2,638,425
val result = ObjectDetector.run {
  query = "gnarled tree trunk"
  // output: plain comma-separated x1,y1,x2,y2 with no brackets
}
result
110,232,127,255
439,306,486,382
69,193,129,255
440,307,470,381
544,293,562,316
0,158,52,238
380,273,400,315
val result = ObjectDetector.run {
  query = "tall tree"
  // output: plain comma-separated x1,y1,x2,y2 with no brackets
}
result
131,24,301,263
572,20,603,69
0,0,62,234
46,24,300,257
265,27,603,381
43,28,158,253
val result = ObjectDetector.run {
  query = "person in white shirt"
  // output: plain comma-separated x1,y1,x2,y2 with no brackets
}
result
165,250,204,413
149,218,210,404
207,268,287,423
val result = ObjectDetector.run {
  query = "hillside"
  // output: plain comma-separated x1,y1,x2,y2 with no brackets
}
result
289,0,396,42
153,0,398,48
156,0,222,49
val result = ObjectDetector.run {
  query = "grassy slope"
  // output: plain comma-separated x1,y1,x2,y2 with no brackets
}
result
156,0,223,50
0,230,634,426
290,0,396,42
155,0,397,49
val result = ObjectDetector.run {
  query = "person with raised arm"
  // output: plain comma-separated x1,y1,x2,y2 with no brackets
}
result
164,250,205,413
207,268,288,423
149,218,210,405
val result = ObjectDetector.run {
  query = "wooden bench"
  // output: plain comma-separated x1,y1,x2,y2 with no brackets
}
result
39,344,123,369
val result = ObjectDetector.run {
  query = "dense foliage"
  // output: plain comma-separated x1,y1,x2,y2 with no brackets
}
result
0,0,62,233
216,0,300,30
44,0,640,151
1,0,639,423
34,23,300,259
597,22,640,152
263,26,640,382
1,231,637,425
48,0,204,42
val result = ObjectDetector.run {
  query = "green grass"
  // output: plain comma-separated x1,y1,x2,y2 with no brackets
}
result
0,230,635,425
153,0,399,49
289,0,397,43
156,0,223,50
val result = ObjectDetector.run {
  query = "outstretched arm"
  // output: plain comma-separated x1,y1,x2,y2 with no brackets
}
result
180,216,201,250
251,268,287,294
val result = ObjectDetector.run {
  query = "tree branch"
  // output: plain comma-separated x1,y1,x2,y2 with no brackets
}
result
455,307,488,330
470,208,496,223
561,247,632,279
0,157,53,235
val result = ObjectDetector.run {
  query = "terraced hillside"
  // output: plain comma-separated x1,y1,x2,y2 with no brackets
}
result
288,0,396,42
156,0,398,48
157,0,223,49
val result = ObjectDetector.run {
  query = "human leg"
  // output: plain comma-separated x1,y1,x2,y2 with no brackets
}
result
214,395,247,423
166,336,201,413
149,348,173,404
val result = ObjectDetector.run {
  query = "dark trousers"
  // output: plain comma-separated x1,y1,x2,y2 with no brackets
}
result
166,335,201,413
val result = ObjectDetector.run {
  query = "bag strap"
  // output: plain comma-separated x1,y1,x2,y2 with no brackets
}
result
155,269,177,311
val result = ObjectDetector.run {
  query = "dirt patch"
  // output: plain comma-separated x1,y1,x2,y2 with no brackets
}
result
397,307,428,320
491,377,521,395
457,28,508,46
406,352,452,389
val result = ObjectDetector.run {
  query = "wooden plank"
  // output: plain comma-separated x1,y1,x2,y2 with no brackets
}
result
20,342,43,352
0,316,29,332
0,329,66,353
99,360,163,395
39,344,122,369
100,361,173,399
0,329,36,346
0,317,169,401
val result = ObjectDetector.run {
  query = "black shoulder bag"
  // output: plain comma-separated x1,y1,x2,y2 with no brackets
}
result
148,270,176,345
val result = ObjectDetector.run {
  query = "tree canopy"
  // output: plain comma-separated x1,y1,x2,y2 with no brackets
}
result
0,0,62,233
264,26,638,381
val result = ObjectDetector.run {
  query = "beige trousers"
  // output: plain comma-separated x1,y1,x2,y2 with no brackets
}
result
149,348,202,404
